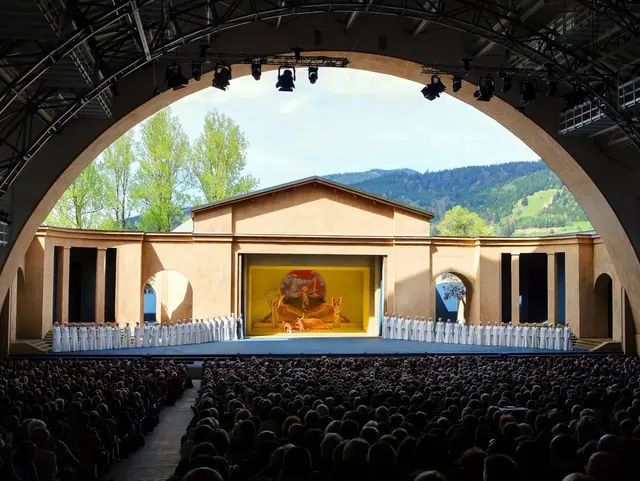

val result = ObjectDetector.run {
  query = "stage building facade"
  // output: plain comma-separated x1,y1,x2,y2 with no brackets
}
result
0,177,632,353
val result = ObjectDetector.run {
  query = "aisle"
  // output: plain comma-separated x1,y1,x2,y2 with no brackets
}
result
108,381,199,481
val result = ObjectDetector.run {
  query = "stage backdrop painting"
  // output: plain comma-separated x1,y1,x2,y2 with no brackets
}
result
248,266,370,336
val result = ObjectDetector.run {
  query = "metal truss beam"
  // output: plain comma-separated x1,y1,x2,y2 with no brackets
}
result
2,0,640,199
571,0,640,36
162,53,350,67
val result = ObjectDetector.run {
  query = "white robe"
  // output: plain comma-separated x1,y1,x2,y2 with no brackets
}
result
476,326,484,345
61,327,70,352
161,324,169,346
452,323,460,344
484,326,492,346
237,316,245,340
554,328,562,350
426,321,434,342
79,327,88,351
497,325,505,346
435,322,444,343
546,328,554,349
467,325,475,345
381,316,388,338
70,327,78,351
402,318,410,340
514,326,523,348
505,326,513,347
124,326,132,348
106,327,113,350
153,325,160,347
564,327,572,351
88,327,96,350
134,326,141,347
539,327,547,349
444,322,453,344
52,327,62,353
459,324,467,345
418,321,426,342
96,327,105,350
112,326,121,349
389,317,397,339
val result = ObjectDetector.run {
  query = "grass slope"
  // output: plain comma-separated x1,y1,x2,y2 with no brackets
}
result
513,189,559,218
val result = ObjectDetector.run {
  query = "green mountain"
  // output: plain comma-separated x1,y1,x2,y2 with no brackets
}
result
327,161,592,236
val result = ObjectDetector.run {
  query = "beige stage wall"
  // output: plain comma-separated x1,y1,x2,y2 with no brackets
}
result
0,178,630,352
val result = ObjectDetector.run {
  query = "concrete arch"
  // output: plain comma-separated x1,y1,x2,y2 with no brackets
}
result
0,41,640,349
142,269,193,323
434,271,473,323
594,273,614,339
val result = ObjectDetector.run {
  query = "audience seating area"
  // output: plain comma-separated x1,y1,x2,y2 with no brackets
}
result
0,359,189,481
172,356,640,481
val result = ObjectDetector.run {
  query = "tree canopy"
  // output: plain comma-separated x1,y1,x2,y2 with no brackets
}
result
437,205,494,237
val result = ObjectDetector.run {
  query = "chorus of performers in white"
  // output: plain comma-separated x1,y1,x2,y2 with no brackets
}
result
380,313,573,351
51,314,244,352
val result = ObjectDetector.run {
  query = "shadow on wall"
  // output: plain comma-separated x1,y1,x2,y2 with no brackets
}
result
144,269,193,323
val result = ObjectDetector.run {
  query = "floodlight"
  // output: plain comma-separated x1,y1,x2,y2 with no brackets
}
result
520,80,538,102
474,77,495,101
276,66,296,92
452,76,462,93
308,67,319,84
251,62,262,81
421,75,446,101
212,65,232,91
192,62,202,82
165,63,188,90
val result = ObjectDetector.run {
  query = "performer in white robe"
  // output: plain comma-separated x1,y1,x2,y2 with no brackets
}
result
154,324,162,347
69,325,78,352
381,313,388,338
52,323,62,353
134,322,141,348
61,325,70,352
389,315,397,340
435,319,445,343
496,323,504,347
417,318,426,342
141,323,148,347
124,323,132,348
539,325,547,349
88,325,96,350
546,326,554,350
468,324,475,345
79,326,88,351
230,314,238,340
161,323,169,346
426,318,434,342
107,326,114,350
505,324,513,347
484,323,492,346
491,324,499,346
460,323,468,345
402,317,410,340
407,318,415,340
237,315,244,340
513,324,522,348
96,326,104,350
452,322,460,344
520,325,529,348
553,326,562,350
395,316,404,340
115,324,123,349
564,325,572,351
444,320,452,344
476,323,485,345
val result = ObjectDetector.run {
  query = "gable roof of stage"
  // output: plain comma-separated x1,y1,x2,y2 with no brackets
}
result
190,176,434,220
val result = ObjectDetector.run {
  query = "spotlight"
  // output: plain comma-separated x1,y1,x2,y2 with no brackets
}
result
276,66,296,92
421,75,446,101
251,62,262,81
547,80,558,97
165,63,188,90
152,88,161,97
520,80,538,102
192,62,202,82
474,77,495,102
452,76,462,93
212,65,231,91
501,76,512,93
308,67,319,84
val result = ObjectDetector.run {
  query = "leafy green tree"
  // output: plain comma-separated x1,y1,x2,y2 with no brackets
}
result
437,206,494,236
521,196,529,206
189,109,257,203
99,131,138,230
441,273,466,302
132,108,191,232
45,162,104,229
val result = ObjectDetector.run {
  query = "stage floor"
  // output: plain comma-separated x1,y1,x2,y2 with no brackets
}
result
60,337,586,357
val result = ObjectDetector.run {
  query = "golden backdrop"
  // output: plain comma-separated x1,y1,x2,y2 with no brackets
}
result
248,266,369,333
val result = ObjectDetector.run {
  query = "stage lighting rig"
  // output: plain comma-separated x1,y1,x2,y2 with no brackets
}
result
165,63,188,90
212,65,232,91
520,80,538,102
251,62,262,81
276,67,296,92
452,76,462,93
308,67,319,84
474,77,495,102
421,75,446,101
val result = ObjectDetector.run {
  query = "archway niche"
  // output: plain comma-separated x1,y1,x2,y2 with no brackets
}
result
594,273,614,339
434,272,472,323
142,270,193,323
0,52,639,352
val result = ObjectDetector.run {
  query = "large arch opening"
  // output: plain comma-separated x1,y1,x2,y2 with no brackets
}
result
435,272,472,323
1,50,640,351
594,273,614,339
142,270,193,323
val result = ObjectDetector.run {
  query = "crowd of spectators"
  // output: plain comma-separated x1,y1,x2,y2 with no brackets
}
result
174,355,640,481
0,358,189,481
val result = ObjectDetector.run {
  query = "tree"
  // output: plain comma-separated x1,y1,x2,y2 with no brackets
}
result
189,109,257,203
521,196,529,207
437,206,494,236
99,131,138,230
441,273,466,302
132,108,191,232
45,162,104,229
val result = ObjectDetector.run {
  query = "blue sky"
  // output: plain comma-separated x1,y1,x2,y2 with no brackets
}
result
165,68,538,189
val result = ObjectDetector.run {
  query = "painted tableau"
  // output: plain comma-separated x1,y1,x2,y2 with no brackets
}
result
248,266,368,335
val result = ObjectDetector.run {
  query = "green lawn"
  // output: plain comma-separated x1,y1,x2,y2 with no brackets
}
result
513,221,594,237
512,189,559,218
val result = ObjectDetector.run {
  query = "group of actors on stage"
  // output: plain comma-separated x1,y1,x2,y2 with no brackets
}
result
381,314,573,351
51,315,244,352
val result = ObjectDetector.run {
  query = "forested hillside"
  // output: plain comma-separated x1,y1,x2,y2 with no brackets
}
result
328,161,592,236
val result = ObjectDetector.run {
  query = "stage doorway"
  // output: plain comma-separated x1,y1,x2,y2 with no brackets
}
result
242,254,381,337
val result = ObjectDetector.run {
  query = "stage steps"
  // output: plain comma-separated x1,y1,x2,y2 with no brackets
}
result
10,339,50,354
574,337,622,352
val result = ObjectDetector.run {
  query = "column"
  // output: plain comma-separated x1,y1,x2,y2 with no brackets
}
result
547,253,557,325
95,247,106,323
511,254,520,324
60,247,70,324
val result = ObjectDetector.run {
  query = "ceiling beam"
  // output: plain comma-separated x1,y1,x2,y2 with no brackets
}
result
130,0,152,62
